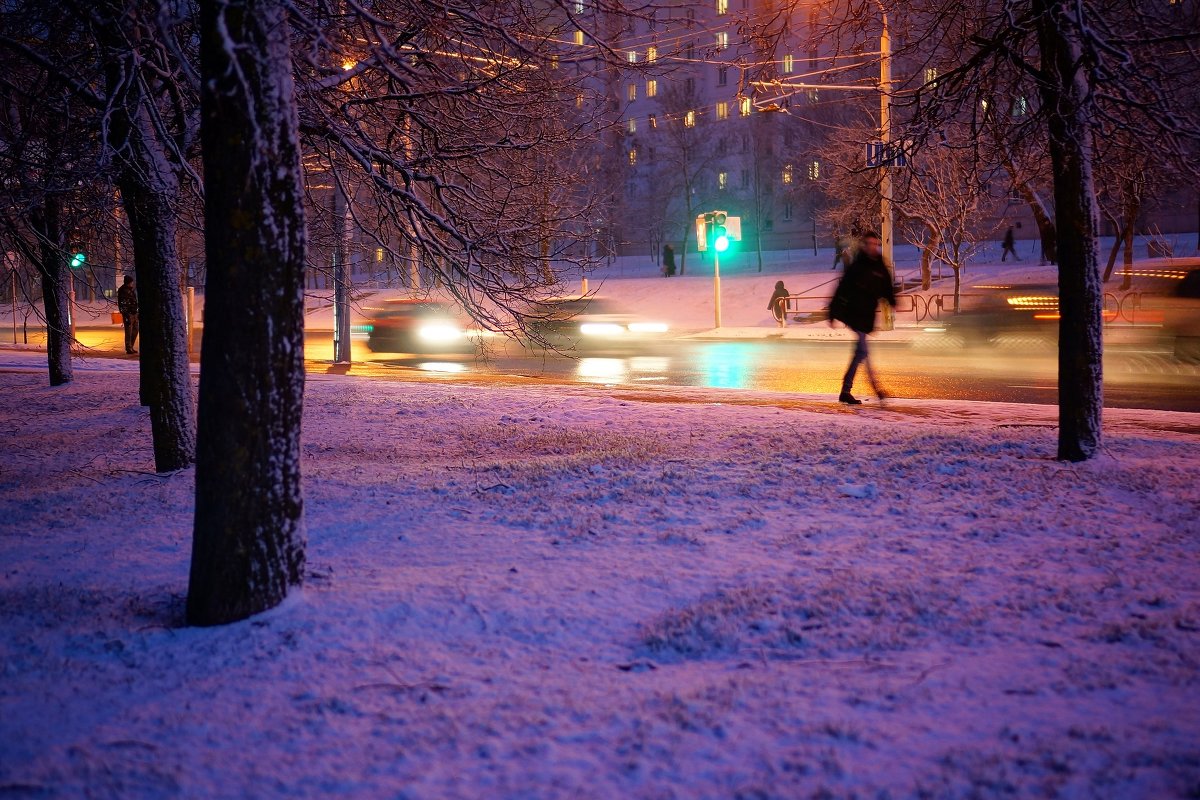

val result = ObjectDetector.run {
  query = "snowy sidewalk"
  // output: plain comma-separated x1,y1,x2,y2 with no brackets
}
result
1,362,1199,798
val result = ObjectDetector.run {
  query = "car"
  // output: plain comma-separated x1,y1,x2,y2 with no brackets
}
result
922,284,1060,349
1161,269,1200,362
363,299,474,354
525,296,670,351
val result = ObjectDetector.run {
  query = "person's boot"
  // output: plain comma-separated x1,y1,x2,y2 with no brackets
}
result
838,392,862,405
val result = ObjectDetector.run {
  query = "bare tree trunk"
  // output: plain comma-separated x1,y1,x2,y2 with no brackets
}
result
1120,211,1134,291
93,1,196,471
189,0,307,626
920,227,940,291
1036,0,1103,462
30,197,72,386
120,174,196,471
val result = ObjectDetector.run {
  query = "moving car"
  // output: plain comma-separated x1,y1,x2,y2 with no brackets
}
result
363,299,474,354
1161,269,1200,361
527,296,671,351
922,284,1060,349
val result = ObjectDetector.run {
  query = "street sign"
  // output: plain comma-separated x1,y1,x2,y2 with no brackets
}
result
866,141,907,168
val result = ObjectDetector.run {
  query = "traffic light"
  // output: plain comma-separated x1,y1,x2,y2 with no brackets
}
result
712,212,729,252
68,250,86,269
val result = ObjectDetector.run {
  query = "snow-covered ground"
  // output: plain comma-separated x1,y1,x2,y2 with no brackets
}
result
1,354,1199,798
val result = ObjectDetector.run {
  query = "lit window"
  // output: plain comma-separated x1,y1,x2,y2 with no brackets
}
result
781,164,794,185
739,97,752,116
716,101,729,120
574,29,584,46
647,46,658,63
550,55,559,70
981,99,989,111
575,92,584,109
627,83,637,101
1014,96,1028,116
924,67,938,85
647,79,658,98
718,67,728,86
648,114,657,129
574,1,584,12
628,51,638,63
375,247,384,262
628,118,637,134
629,148,637,165
684,110,696,127
717,0,728,13
808,160,820,180
807,88,819,103
716,31,729,50
782,54,794,74
718,171,728,190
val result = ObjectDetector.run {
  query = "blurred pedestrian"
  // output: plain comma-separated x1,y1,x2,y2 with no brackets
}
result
832,232,849,271
767,280,790,328
662,244,676,277
116,275,139,355
828,231,895,405
1001,226,1019,262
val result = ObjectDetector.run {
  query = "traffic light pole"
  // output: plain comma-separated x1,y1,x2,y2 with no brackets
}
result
713,250,722,329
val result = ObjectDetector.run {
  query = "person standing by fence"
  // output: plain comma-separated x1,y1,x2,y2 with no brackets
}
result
767,280,790,328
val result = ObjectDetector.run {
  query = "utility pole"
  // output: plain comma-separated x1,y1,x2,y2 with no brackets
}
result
331,184,352,364
879,9,896,330
713,248,722,329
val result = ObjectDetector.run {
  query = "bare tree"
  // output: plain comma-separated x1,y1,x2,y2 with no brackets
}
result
188,0,308,626
653,82,717,276
0,0,200,469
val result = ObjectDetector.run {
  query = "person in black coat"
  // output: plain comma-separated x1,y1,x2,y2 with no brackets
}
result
1001,226,1019,262
828,231,896,404
662,244,676,277
116,275,139,355
767,280,789,327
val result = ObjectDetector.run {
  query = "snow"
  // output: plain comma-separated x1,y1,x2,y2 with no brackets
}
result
1,351,1199,797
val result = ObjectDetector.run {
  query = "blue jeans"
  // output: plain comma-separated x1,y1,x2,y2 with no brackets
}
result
841,330,881,395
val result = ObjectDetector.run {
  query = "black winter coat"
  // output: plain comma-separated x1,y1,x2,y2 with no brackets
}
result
829,252,895,334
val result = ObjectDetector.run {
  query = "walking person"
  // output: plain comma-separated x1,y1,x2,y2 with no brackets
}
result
828,231,896,405
662,244,676,277
767,280,790,328
117,275,139,354
1001,226,1020,262
831,232,848,271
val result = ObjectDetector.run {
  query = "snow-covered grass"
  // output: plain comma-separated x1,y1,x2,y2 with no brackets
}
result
1,358,1199,798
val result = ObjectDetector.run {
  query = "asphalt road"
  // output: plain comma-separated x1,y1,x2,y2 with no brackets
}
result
16,324,1200,412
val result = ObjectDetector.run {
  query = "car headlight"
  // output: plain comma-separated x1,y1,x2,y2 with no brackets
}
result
627,322,669,334
580,322,625,336
417,321,463,342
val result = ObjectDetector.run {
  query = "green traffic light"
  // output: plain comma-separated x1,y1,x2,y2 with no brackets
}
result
714,235,730,252
69,252,86,269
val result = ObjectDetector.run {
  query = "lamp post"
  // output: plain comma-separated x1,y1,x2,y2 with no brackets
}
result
879,9,896,330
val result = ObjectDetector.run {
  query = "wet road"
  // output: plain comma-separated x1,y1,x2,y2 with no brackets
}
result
22,324,1200,412
315,332,1200,413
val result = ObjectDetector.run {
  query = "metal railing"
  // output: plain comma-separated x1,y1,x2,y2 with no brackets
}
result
776,290,1164,326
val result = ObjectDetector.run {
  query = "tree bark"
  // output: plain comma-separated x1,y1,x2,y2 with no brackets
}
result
30,197,72,386
120,173,197,471
189,0,307,626
1035,0,1103,462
